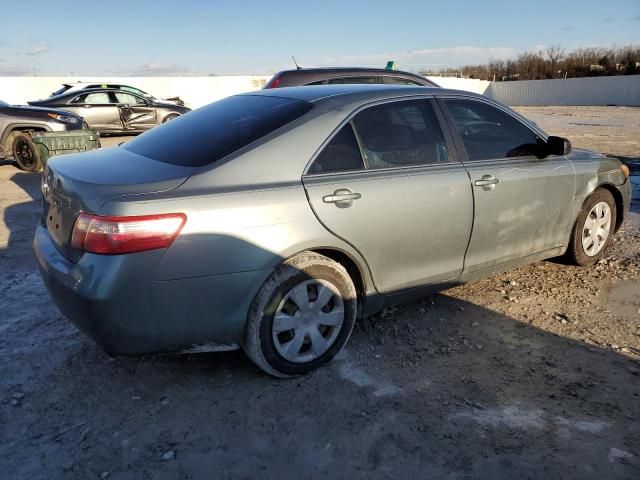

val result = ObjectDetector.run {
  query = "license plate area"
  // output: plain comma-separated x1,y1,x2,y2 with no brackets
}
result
45,191,67,246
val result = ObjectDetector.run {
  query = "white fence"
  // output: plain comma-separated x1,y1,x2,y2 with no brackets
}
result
426,76,490,95
1,74,638,108
486,76,640,106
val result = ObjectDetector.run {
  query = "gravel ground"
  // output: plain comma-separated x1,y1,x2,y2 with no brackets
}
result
1,106,639,479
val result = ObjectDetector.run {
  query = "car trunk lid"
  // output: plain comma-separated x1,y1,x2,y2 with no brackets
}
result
42,147,196,261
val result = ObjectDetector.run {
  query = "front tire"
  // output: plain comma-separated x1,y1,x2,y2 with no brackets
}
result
163,114,179,123
12,134,42,172
244,252,357,378
566,188,616,266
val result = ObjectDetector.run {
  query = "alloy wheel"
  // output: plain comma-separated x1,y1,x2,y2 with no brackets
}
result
15,139,35,169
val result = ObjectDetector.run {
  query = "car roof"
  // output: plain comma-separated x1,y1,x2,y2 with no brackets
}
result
51,88,145,99
268,67,438,87
277,67,423,75
242,83,479,103
66,82,135,87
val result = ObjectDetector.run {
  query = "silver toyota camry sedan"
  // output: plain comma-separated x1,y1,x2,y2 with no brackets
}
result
34,85,632,377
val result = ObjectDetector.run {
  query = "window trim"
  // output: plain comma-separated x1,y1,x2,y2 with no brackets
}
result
436,95,552,164
303,95,461,177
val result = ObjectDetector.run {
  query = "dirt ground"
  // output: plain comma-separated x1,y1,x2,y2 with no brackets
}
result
1,106,639,480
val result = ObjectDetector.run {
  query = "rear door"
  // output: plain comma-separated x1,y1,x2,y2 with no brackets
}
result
439,96,576,273
113,92,157,130
303,98,473,293
68,91,122,131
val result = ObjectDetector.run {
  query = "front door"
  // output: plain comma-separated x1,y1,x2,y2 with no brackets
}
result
303,98,473,293
112,92,157,130
439,97,576,273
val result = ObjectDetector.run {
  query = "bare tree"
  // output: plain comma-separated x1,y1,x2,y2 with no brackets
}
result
456,44,639,81
545,45,565,78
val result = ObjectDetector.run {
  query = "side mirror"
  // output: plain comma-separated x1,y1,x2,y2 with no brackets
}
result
546,136,571,156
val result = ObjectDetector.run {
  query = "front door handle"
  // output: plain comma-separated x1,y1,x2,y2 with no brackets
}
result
474,175,499,190
323,188,361,208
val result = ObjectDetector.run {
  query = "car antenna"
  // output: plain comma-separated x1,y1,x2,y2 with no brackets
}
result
292,56,301,70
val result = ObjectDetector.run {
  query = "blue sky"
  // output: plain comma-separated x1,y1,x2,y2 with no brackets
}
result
0,0,638,76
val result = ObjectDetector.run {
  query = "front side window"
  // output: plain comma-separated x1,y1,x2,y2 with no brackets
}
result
121,86,151,97
352,100,450,168
114,92,146,105
443,99,541,161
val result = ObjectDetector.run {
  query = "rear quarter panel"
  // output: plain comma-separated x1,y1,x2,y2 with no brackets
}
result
99,185,374,288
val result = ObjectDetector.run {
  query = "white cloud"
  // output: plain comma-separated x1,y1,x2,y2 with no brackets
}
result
119,62,190,76
26,45,49,56
321,46,517,69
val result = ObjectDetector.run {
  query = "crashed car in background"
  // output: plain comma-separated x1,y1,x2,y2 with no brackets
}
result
29,88,190,134
50,82,185,106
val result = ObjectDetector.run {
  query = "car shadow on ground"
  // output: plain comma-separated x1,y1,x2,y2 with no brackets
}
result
1,171,41,256
2,281,639,478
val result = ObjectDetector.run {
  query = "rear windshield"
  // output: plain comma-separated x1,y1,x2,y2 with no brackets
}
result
51,85,72,96
124,95,312,166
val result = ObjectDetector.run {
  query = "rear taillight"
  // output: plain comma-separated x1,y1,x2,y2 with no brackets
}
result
71,213,186,255
265,75,282,89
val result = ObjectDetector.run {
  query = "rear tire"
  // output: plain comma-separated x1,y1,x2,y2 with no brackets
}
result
566,188,616,266
244,252,357,378
12,134,42,172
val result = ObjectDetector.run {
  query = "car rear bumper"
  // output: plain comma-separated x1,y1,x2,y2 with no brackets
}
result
33,223,270,355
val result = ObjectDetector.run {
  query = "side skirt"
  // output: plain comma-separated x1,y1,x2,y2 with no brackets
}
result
363,247,565,316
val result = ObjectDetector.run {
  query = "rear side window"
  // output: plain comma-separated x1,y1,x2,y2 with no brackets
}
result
382,76,423,85
308,123,364,174
326,76,377,84
443,99,541,161
124,95,312,166
72,92,111,104
353,100,450,168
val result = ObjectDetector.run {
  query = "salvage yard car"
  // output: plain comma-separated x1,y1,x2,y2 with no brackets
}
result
34,85,632,378
49,82,185,106
28,88,190,134
0,98,85,171
265,67,439,88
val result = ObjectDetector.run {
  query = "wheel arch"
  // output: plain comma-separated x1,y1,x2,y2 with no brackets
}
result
161,112,181,123
284,246,372,317
1,123,50,147
593,182,625,232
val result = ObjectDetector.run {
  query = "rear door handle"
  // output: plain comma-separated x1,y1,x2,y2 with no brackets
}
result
474,175,499,190
323,189,361,207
